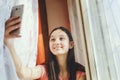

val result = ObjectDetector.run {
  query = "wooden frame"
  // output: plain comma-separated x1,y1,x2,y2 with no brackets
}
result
38,0,49,61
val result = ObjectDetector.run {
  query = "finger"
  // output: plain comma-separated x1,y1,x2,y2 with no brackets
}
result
6,17,21,28
6,34,21,39
5,17,21,29
8,16,20,21
5,23,21,35
10,34,21,38
6,17,19,25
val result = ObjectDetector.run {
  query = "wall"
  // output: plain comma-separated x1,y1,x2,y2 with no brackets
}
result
45,0,70,33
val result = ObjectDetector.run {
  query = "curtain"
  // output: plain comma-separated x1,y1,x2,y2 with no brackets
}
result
103,0,120,79
0,0,18,79
36,4,45,65
81,0,120,79
1,0,39,79
13,0,38,67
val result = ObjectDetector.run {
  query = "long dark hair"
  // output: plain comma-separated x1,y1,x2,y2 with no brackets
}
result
46,26,85,80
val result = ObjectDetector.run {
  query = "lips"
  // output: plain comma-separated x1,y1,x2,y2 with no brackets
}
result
53,45,63,50
54,47,61,50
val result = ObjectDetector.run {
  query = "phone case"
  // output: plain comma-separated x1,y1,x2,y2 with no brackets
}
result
10,4,24,35
11,4,24,18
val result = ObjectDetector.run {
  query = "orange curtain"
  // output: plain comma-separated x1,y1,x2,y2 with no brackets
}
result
36,4,45,65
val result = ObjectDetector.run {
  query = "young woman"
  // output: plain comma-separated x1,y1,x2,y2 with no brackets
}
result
4,16,86,80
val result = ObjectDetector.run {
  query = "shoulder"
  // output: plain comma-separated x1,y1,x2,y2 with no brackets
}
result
39,65,47,76
76,71,86,80
75,62,86,80
75,62,85,72
38,65,48,80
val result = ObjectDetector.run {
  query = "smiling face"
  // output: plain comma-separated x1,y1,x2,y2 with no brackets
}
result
49,29,70,56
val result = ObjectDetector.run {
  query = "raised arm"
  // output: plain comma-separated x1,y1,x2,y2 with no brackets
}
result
4,17,43,80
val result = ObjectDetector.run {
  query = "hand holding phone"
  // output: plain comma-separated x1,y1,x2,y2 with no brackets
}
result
10,4,24,35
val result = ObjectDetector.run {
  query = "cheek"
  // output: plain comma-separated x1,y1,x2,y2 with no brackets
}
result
64,42,70,50
49,42,51,48
49,42,53,51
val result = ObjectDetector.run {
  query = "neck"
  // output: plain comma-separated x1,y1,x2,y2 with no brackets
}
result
56,54,68,77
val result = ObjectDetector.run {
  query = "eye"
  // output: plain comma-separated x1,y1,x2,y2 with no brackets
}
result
60,37,65,41
50,38,55,42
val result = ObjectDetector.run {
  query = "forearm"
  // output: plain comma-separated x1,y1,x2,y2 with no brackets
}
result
6,44,42,79
6,43,22,74
19,65,42,79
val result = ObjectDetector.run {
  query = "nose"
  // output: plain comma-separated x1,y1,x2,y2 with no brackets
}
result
55,39,61,45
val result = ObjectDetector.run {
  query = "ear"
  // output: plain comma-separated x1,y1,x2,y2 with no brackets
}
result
69,41,74,49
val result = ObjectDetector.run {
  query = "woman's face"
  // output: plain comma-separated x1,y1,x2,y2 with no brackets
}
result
49,29,70,56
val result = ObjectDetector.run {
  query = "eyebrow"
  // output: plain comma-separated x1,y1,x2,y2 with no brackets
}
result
51,34,66,37
50,35,54,38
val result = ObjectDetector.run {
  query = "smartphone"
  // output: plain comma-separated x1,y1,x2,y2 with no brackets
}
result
10,4,24,35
